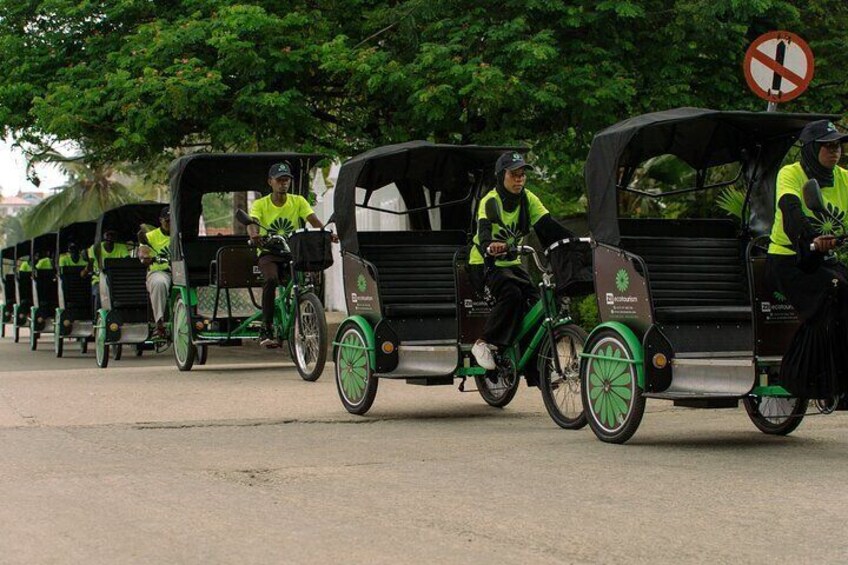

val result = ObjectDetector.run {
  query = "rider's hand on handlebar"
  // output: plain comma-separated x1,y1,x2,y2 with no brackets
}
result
487,242,508,256
813,235,838,253
250,235,263,247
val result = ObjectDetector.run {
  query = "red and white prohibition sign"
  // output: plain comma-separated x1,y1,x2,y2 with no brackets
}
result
743,31,814,103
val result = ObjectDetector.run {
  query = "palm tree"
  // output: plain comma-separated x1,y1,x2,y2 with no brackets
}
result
20,152,143,238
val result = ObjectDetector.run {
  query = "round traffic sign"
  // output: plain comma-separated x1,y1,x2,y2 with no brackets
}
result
743,31,814,103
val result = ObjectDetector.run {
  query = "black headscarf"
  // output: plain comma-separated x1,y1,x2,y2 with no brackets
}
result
494,170,530,234
801,141,835,188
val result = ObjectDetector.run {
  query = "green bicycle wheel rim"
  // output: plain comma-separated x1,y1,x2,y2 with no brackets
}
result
586,338,636,433
338,328,368,405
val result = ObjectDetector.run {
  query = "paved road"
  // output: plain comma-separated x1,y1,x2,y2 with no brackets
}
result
0,331,846,564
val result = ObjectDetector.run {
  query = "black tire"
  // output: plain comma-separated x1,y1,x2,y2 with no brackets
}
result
581,328,646,444
334,322,378,415
197,344,208,365
54,332,63,358
95,313,109,369
80,338,88,354
112,344,123,361
29,321,38,351
1,319,5,338
475,357,520,408
743,395,807,435
13,322,19,344
539,324,588,429
290,292,328,382
135,344,144,357
173,297,196,371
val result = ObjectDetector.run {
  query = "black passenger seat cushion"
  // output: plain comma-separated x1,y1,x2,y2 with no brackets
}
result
620,224,751,323
358,231,465,318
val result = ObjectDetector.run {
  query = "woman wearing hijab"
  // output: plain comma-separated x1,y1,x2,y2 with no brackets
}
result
767,120,848,400
468,151,572,370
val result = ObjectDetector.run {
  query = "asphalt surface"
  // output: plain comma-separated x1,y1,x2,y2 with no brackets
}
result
0,329,847,564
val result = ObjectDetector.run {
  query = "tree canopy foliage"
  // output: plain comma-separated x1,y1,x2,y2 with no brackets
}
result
1,0,846,215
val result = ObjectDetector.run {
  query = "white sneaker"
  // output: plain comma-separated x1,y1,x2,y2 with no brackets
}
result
472,341,496,370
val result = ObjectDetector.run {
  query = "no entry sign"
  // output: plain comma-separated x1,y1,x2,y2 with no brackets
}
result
743,31,814,103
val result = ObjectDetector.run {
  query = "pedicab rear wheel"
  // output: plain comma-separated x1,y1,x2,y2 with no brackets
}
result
290,292,327,382
335,322,378,415
79,338,88,354
13,323,19,343
54,331,63,358
476,357,519,408
581,329,646,444
29,318,38,351
112,344,122,361
743,395,807,435
539,324,588,429
197,344,208,365
95,313,109,369
173,297,196,372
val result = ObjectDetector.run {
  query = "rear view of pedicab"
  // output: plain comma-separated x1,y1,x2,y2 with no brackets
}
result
579,108,837,443
29,233,59,351
167,153,330,374
11,241,33,343
1,245,16,338
53,221,97,357
332,141,591,420
93,202,170,368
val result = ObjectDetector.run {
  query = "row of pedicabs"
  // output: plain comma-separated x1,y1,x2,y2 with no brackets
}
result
2,107,846,444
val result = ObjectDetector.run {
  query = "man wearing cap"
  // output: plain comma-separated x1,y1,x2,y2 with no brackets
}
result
248,162,336,348
469,151,572,370
138,207,172,339
767,120,848,400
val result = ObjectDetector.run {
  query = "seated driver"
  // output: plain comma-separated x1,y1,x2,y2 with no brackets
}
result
248,162,336,348
138,207,171,339
469,151,572,370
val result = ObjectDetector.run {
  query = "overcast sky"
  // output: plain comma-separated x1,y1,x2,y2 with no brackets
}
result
0,137,67,197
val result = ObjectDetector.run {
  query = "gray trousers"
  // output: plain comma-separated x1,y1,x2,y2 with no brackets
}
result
146,270,171,323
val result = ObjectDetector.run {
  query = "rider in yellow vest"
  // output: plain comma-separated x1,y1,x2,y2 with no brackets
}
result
469,151,572,370
17,259,32,273
138,207,171,338
248,161,336,347
85,230,131,310
58,243,87,268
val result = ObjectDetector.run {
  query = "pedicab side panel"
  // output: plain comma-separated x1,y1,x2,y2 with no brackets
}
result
454,249,491,346
342,253,382,325
593,243,653,335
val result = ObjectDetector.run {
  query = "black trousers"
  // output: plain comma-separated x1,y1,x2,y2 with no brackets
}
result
482,266,539,347
257,254,290,329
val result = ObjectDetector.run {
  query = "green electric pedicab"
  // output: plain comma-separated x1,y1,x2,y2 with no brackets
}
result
167,153,331,375
11,240,33,343
29,232,59,351
332,141,593,420
53,221,97,357
578,107,842,443
1,245,16,338
94,202,170,368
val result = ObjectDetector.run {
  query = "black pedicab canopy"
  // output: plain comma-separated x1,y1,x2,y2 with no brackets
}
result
585,107,838,244
94,202,168,260
14,240,30,263
167,152,325,247
334,141,523,254
57,221,97,255
31,232,58,266
1,245,14,277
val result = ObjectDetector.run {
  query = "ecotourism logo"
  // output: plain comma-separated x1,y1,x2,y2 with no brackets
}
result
356,274,367,292
615,269,630,292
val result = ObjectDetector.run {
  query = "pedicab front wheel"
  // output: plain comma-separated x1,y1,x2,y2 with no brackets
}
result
581,328,646,444
743,395,807,435
95,313,109,369
290,292,328,382
334,322,378,415
538,324,588,429
476,357,519,408
173,297,196,372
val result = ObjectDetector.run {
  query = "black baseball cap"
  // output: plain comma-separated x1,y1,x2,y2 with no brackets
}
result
160,206,170,219
496,151,534,175
268,162,294,179
799,120,848,145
